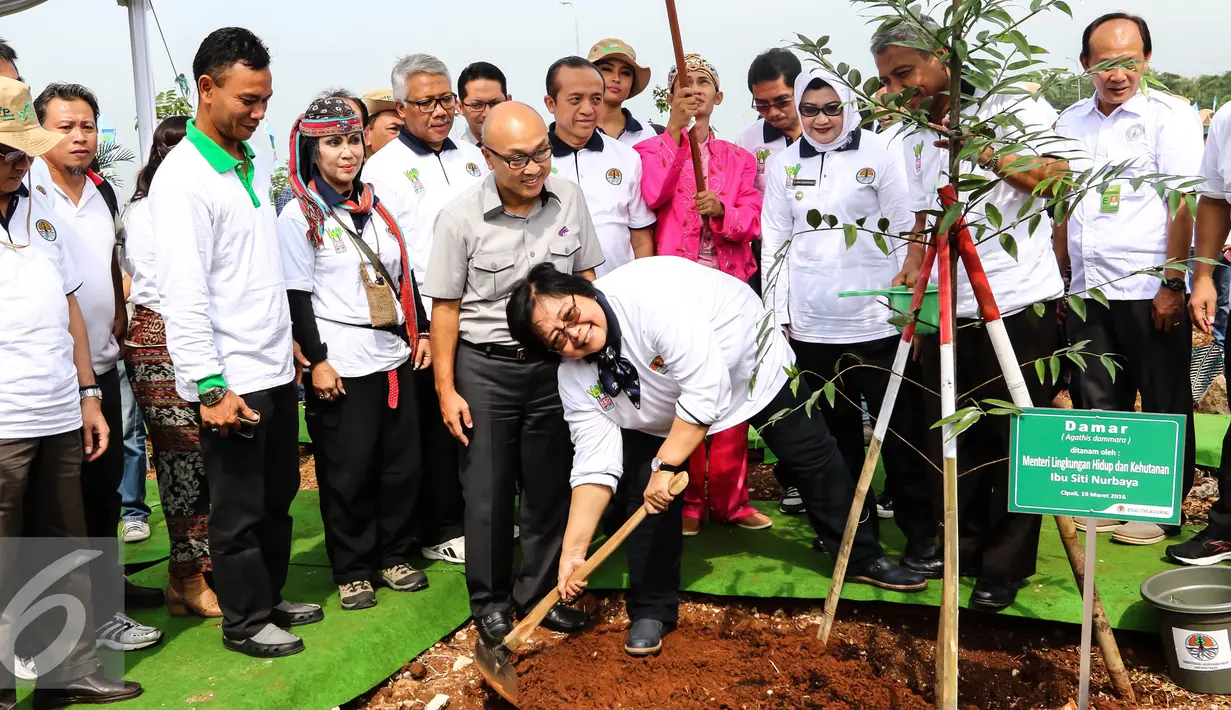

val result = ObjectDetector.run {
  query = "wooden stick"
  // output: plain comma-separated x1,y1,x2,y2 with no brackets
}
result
935,224,960,710
502,471,690,653
663,0,706,193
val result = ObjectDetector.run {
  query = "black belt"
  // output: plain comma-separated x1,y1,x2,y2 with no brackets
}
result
460,339,554,363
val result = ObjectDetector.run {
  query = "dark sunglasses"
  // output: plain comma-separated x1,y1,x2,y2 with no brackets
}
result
799,102,844,118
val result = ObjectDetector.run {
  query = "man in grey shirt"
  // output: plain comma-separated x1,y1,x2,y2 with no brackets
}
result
424,102,604,651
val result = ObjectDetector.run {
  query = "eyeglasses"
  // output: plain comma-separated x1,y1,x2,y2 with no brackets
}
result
402,94,457,114
0,146,28,163
548,295,581,352
483,144,552,171
462,98,505,112
799,102,844,118
753,96,794,114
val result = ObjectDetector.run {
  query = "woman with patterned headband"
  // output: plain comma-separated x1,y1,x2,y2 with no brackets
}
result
275,94,432,611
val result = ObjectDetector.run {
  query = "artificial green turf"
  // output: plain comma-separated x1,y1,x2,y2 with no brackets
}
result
1196,412,1229,468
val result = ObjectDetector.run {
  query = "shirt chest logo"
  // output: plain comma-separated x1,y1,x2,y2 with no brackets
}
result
755,149,771,175
326,226,347,253
465,162,482,177
34,185,46,196
558,226,570,238
856,167,876,185
1125,123,1146,143
404,168,425,194
913,141,924,172
784,163,802,187
605,168,623,185
34,219,56,241
587,383,615,411
650,356,669,374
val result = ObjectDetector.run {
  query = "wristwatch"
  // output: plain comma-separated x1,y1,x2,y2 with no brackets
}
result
651,458,686,474
79,385,102,402
1163,277,1186,292
200,386,230,408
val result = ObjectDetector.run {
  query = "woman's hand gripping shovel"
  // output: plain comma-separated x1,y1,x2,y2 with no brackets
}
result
475,471,690,706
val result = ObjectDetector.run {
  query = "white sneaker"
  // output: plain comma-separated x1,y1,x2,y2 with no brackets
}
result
13,655,36,681
96,612,162,651
121,520,151,543
421,536,465,564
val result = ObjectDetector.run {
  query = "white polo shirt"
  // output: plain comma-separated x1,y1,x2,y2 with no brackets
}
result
277,192,412,379
762,129,914,344
0,186,85,438
734,118,797,194
559,256,793,491
364,129,488,316
149,120,294,402
549,128,655,276
1057,91,1205,300
29,159,120,375
121,198,160,311
906,89,1067,318
1200,104,1231,200
609,108,660,149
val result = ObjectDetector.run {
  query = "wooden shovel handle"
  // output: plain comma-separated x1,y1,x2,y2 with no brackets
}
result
502,470,689,652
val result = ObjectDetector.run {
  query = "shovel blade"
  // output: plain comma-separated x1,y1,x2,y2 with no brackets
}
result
475,640,519,706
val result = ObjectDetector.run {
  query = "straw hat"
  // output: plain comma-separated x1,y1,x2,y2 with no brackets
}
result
0,77,63,156
361,88,398,117
587,38,651,99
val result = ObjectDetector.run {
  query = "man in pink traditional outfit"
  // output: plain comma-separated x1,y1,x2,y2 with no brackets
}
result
634,53,770,535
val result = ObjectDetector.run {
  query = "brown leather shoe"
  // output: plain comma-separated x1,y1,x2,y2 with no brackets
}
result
167,573,222,618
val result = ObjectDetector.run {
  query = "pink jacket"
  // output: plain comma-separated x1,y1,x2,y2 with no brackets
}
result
635,130,762,282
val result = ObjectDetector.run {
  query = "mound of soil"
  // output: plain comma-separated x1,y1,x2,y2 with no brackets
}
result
514,619,930,709
501,600,1149,710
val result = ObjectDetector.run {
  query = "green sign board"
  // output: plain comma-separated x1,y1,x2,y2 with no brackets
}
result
1008,408,1184,524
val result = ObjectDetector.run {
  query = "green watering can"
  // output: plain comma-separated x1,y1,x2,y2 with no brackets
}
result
838,285,940,335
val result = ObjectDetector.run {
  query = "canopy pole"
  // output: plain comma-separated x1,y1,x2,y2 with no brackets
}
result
125,0,157,164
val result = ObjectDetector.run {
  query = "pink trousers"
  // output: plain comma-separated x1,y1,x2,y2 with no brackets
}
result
682,423,758,522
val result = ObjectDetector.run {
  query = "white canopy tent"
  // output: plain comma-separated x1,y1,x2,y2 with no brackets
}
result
0,0,158,163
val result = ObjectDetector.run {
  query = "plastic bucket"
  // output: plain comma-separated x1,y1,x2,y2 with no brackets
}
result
838,285,940,335
1140,566,1231,694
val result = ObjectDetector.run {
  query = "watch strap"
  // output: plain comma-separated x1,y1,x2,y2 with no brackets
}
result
656,460,686,473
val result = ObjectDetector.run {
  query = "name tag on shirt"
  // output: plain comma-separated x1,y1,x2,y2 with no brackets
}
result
1101,185,1121,214
792,178,817,187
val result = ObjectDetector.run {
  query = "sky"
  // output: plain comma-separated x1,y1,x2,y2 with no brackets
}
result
3,0,1229,194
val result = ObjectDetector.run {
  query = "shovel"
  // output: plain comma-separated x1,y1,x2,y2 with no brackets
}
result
475,470,690,706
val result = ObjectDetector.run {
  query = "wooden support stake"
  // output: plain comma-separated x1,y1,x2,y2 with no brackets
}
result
663,0,706,192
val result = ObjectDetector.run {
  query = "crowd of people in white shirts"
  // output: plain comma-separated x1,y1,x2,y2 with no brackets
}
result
4,9,1231,705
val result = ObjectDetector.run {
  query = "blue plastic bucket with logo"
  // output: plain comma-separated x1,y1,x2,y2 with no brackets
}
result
1141,566,1231,694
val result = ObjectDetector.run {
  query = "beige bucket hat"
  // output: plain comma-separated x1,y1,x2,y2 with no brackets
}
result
362,88,398,117
0,77,63,156
587,38,651,99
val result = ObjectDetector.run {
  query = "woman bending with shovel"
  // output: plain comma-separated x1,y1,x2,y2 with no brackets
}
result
505,256,928,657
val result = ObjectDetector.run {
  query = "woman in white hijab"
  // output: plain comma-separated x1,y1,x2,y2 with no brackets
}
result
760,65,941,578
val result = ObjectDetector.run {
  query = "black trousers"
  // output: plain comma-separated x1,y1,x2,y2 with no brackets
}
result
791,335,937,545
454,346,572,618
753,379,884,565
413,366,464,546
80,366,123,623
199,381,301,639
1068,298,1197,501
0,431,99,684
1203,337,1231,539
619,430,684,624
919,305,1057,581
305,361,421,585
